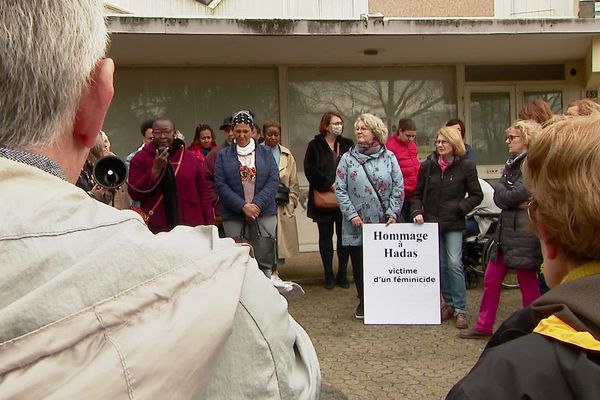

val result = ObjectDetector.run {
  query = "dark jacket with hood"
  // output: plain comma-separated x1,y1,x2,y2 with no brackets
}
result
447,265,600,400
488,152,542,269
304,134,353,222
410,152,483,232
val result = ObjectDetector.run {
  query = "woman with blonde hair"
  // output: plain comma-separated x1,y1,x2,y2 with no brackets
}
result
460,120,542,339
411,126,483,329
565,98,600,116
336,113,404,318
448,114,600,399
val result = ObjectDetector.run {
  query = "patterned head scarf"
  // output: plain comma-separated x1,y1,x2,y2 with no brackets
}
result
231,110,254,128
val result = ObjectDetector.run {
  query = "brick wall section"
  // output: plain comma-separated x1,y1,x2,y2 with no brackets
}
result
369,0,494,17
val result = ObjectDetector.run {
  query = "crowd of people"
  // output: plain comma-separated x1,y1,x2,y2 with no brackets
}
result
4,1,600,398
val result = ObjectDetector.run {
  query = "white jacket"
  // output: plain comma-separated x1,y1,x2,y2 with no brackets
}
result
0,157,320,399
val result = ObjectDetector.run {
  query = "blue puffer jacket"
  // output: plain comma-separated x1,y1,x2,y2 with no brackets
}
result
215,141,279,220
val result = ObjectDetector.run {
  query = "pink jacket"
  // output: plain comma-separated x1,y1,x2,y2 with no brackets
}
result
385,134,420,200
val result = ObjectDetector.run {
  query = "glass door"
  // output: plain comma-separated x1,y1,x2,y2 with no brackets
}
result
465,87,515,179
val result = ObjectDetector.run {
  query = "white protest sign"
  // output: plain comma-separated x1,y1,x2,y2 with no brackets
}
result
363,223,440,325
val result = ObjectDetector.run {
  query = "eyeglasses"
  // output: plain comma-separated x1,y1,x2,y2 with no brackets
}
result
435,139,449,145
506,134,521,143
153,129,174,137
331,122,343,127
355,126,371,132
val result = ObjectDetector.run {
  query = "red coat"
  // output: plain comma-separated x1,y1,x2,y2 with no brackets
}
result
128,143,214,233
385,134,420,200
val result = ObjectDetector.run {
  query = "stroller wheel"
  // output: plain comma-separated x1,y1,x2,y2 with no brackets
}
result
465,269,479,289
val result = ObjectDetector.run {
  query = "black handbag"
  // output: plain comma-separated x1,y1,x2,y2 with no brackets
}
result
251,221,276,269
276,183,290,204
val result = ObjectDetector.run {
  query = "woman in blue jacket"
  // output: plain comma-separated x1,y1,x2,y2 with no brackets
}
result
215,110,279,277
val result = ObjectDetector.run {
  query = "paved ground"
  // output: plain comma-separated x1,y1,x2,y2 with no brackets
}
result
279,252,523,400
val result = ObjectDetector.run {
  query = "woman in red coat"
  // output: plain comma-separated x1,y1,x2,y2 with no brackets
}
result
385,118,420,221
128,117,214,234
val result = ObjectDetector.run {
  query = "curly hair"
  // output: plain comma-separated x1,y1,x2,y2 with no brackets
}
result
354,113,388,144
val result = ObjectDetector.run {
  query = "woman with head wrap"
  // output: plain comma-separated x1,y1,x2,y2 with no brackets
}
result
215,110,280,277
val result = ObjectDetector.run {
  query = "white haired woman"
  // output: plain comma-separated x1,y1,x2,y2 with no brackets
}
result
335,113,405,319
410,126,483,329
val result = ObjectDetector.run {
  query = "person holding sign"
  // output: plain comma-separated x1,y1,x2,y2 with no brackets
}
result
447,115,600,399
335,113,405,319
410,126,483,329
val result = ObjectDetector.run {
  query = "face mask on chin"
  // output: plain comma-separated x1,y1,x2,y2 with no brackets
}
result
331,125,343,136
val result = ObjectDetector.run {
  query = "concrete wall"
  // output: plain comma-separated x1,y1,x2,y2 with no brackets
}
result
105,0,368,18
369,0,493,17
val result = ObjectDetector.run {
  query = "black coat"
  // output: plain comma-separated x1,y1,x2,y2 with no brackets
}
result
447,273,600,400
488,153,542,269
304,134,354,221
410,152,483,232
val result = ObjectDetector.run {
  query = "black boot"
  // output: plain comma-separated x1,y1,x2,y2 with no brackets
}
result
336,266,350,288
324,265,335,289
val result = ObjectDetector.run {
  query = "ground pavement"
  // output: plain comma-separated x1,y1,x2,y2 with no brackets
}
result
279,252,523,400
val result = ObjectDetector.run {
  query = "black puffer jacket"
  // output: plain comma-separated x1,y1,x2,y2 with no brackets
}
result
304,134,354,221
410,152,483,232
488,152,542,269
447,270,600,400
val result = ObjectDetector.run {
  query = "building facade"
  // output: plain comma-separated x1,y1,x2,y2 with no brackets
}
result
103,0,600,250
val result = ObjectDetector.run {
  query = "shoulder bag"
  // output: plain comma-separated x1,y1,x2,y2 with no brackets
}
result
313,141,340,211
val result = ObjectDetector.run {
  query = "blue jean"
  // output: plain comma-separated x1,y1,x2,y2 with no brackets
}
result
439,230,467,314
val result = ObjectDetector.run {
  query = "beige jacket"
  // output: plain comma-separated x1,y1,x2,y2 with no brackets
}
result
276,145,300,260
0,158,320,399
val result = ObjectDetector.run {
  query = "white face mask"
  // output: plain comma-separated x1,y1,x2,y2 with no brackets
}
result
331,125,343,136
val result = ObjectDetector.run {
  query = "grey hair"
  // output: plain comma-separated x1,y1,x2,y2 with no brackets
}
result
0,0,108,149
354,113,389,144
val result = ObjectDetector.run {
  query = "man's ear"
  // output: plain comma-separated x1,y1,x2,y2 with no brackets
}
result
537,221,558,260
73,58,115,148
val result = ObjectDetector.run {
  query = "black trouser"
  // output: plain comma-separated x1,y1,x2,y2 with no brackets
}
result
317,218,350,283
346,245,364,303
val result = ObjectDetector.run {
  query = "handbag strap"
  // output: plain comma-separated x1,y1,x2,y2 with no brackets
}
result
148,150,184,219
360,161,387,216
421,159,433,210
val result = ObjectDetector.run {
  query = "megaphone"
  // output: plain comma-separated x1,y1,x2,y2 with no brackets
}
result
93,155,127,189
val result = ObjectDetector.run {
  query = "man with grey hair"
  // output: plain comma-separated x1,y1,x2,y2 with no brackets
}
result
0,1,320,398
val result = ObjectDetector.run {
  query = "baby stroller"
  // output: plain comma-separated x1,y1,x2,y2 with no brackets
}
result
462,212,518,290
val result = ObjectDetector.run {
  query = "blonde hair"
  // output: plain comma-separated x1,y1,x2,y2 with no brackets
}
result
566,99,600,116
354,113,389,144
437,126,465,157
506,120,541,148
523,114,600,262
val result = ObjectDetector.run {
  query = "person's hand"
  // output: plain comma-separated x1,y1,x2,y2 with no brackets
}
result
413,214,424,225
385,217,396,226
151,148,169,181
242,203,261,221
351,216,363,228
89,184,111,203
